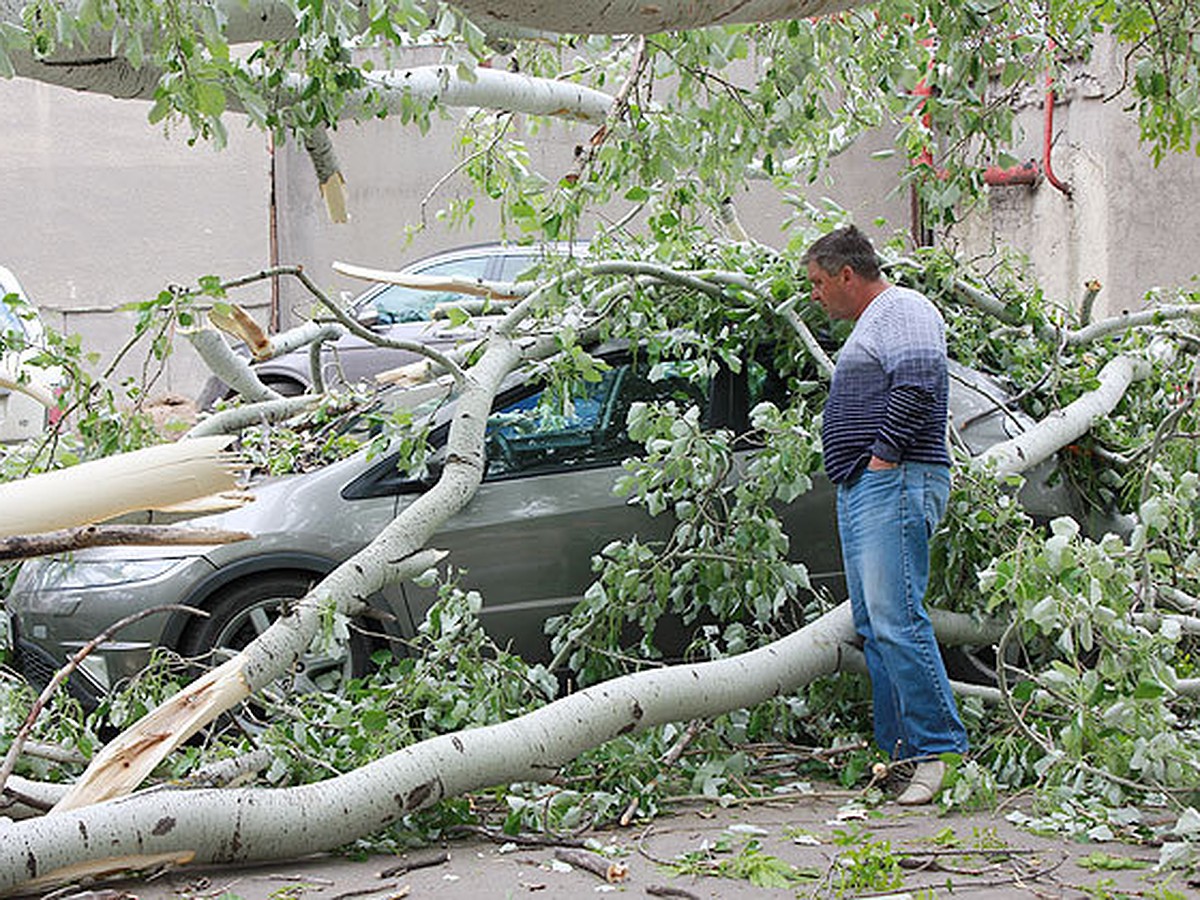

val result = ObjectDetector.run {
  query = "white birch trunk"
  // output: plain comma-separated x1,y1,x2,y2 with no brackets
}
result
0,604,853,892
456,0,868,33
0,602,1009,893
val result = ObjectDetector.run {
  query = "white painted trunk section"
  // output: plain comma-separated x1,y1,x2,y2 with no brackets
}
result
456,0,869,34
0,603,854,892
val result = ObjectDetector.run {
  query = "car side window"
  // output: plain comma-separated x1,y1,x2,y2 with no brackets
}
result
367,257,492,324
495,254,538,282
483,360,705,479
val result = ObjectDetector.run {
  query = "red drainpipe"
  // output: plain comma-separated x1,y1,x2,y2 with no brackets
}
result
1041,38,1072,197
984,40,1072,194
915,33,1072,196
983,159,1041,186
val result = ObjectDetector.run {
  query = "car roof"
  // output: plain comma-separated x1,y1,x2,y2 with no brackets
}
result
400,241,589,268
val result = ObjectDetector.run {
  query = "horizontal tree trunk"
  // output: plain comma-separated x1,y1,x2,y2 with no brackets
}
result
0,602,1010,894
0,603,853,893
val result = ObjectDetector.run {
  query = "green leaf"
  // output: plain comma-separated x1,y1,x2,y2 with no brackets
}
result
1132,680,1167,700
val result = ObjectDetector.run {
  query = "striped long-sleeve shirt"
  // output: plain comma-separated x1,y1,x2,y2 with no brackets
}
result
821,285,951,484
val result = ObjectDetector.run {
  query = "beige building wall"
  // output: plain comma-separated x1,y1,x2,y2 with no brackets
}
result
1,78,271,394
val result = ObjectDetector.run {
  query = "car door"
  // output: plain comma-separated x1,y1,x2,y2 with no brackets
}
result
392,351,844,664
390,357,692,661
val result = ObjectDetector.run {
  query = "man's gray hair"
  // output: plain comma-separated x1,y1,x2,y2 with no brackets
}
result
801,225,883,280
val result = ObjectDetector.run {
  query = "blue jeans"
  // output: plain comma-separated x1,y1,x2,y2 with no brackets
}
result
836,462,967,759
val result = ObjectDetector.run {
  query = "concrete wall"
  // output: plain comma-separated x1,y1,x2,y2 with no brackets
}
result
954,36,1200,321
1,78,272,395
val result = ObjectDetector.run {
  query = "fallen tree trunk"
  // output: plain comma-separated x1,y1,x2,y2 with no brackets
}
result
1,604,856,893
0,601,1009,894
976,353,1153,477
0,524,250,561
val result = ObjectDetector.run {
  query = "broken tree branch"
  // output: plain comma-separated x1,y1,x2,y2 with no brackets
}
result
0,524,251,561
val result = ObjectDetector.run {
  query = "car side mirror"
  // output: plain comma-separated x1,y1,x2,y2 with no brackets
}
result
357,307,385,330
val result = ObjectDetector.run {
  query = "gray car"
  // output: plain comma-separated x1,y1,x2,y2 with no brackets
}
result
197,243,581,408
8,343,1076,708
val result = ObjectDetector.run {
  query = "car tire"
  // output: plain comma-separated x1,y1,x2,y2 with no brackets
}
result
180,572,375,695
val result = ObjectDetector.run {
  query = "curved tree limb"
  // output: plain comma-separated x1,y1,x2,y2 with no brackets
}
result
184,328,282,404
50,288,584,810
0,603,854,893
975,353,1154,477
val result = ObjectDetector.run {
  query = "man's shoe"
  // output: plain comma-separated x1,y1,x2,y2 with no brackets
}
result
896,760,944,806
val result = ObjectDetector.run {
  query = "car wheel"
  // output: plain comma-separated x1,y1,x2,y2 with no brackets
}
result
181,572,374,697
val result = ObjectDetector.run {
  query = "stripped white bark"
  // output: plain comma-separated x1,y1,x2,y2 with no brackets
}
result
1067,305,1200,346
256,322,343,360
0,437,241,538
361,67,612,123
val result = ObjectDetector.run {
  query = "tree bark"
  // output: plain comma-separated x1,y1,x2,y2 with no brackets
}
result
455,0,868,34
0,603,852,893
0,602,1008,894
0,524,250,561
976,353,1152,477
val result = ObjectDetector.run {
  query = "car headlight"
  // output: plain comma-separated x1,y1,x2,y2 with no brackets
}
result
20,556,196,594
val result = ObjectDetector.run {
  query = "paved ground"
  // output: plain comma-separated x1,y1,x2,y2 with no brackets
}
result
89,787,1187,900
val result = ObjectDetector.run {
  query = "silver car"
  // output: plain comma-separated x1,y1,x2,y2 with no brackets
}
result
8,345,1076,707
197,243,581,407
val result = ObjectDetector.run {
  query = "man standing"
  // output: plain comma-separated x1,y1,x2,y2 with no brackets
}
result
802,226,967,805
